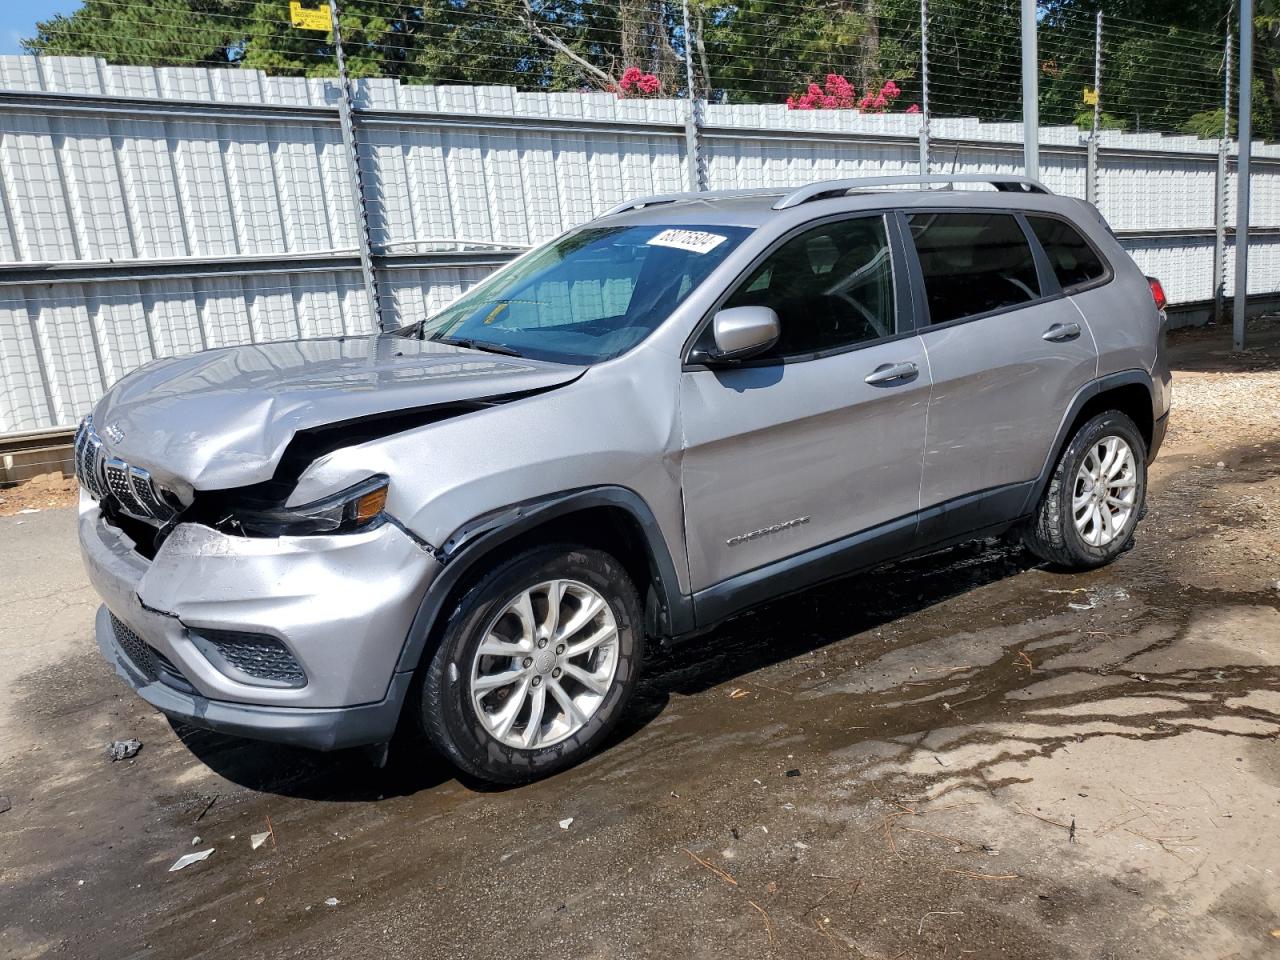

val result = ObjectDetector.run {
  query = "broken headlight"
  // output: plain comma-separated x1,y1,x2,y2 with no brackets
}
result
223,475,390,537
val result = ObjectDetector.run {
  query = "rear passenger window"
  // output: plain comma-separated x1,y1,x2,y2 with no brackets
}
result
721,215,896,359
1028,216,1107,289
907,212,1041,324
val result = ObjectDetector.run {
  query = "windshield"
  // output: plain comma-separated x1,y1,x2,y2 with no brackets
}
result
420,223,752,364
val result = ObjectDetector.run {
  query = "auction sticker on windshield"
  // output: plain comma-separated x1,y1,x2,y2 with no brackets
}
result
647,229,728,254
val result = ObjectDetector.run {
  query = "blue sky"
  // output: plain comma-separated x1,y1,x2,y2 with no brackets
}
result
1,0,79,56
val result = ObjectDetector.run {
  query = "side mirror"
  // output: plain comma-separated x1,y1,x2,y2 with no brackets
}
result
696,306,780,365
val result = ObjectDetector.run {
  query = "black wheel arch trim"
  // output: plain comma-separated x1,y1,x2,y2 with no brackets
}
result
392,485,694,677
1020,368,1155,516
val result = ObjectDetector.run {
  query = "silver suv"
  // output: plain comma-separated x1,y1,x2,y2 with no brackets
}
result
78,174,1171,783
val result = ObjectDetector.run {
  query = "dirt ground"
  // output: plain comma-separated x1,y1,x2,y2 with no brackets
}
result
1,320,1278,960
0,472,77,518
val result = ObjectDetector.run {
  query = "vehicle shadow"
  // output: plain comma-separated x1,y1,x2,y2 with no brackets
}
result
174,535,1039,800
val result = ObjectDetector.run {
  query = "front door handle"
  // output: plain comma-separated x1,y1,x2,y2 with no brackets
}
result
1042,322,1082,342
864,361,919,385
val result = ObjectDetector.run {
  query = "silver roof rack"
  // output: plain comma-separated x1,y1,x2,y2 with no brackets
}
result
597,174,1050,220
598,187,785,219
772,174,1050,209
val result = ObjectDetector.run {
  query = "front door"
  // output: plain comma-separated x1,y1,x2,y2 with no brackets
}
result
679,214,930,593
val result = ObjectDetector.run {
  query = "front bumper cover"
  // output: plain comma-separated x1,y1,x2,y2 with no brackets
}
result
97,606,412,749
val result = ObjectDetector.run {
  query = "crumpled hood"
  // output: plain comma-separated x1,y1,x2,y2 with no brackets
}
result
91,334,585,491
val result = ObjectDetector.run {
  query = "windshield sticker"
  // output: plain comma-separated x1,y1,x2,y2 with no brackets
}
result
646,229,728,254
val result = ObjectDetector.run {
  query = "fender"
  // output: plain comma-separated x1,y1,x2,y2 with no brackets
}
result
1019,368,1154,516
392,485,694,677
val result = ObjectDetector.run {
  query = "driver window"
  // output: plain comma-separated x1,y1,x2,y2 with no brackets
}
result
721,215,896,359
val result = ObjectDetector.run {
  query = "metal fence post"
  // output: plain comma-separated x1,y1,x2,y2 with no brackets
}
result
681,0,707,192
918,0,930,178
1085,12,1101,205
1213,30,1233,324
328,0,386,330
1234,2,1252,351
1021,0,1039,178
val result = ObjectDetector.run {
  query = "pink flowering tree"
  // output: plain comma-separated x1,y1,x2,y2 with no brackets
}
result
617,66,662,98
786,75,917,114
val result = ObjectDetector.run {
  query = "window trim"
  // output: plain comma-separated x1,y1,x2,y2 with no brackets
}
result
681,210,917,370
900,206,1070,332
1023,211,1116,297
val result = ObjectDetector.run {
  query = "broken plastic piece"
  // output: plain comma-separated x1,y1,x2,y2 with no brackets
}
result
168,848,214,872
109,739,142,761
250,832,270,850
558,818,574,830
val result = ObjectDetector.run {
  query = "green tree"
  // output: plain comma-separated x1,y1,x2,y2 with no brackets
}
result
24,0,252,65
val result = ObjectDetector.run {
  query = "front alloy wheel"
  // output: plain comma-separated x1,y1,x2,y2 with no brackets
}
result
419,546,643,784
469,579,620,750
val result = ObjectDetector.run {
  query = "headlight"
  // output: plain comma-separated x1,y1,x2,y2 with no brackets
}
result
226,475,389,537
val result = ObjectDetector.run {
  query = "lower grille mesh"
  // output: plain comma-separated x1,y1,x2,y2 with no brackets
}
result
110,613,158,681
198,630,306,687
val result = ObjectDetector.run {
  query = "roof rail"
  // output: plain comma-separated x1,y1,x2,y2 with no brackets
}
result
598,187,785,219
772,174,1050,210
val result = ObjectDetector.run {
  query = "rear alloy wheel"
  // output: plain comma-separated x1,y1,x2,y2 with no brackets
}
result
419,546,643,784
1023,410,1148,570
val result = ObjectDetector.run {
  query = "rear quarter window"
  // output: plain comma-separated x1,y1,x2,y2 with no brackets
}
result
906,212,1041,324
1027,216,1108,289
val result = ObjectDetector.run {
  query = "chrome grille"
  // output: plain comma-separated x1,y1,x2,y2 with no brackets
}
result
75,416,178,524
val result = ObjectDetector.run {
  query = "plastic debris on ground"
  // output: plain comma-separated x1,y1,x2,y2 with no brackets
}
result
168,848,214,872
558,818,574,830
250,832,271,850
109,739,142,761
324,897,340,907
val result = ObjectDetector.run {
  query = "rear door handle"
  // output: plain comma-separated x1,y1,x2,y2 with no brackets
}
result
1042,322,1082,342
864,361,919,385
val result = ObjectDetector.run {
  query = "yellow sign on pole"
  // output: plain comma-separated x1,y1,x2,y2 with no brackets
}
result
289,1,332,31
1082,87,1099,106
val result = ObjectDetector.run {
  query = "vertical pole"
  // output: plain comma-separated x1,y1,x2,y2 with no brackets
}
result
1234,0,1252,351
1085,11,1101,205
1213,31,1232,324
1021,0,1039,178
329,0,385,331
918,0,930,180
681,0,707,192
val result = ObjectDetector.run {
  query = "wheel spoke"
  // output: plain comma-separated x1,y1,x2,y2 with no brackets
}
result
490,675,531,739
540,580,565,641
511,589,537,645
478,634,529,659
472,666,525,694
555,593,606,644
1110,476,1137,489
564,663,611,697
522,683,547,748
548,678,587,728
1105,494,1130,509
565,623,618,659
1106,447,1132,480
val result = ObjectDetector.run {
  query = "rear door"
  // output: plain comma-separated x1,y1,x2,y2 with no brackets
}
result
679,213,930,592
904,209,1098,531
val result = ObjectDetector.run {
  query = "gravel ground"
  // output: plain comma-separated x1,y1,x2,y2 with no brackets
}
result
1,318,1278,960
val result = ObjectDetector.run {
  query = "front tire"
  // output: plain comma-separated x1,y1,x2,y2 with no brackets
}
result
1022,410,1147,570
418,545,644,784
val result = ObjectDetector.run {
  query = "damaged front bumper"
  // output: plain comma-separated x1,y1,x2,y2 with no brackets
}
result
81,493,439,750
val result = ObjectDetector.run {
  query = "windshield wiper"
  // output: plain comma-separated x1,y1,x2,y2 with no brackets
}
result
432,335,523,358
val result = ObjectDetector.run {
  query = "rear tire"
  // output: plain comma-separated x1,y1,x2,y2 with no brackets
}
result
418,545,643,784
1022,411,1147,570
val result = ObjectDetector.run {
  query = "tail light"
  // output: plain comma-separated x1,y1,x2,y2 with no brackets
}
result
1147,276,1167,312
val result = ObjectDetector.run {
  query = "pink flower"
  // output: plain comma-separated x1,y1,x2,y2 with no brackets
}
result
637,72,660,94
872,94,888,110
858,95,873,110
881,80,901,99
619,66,642,92
793,91,816,109
906,103,920,114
